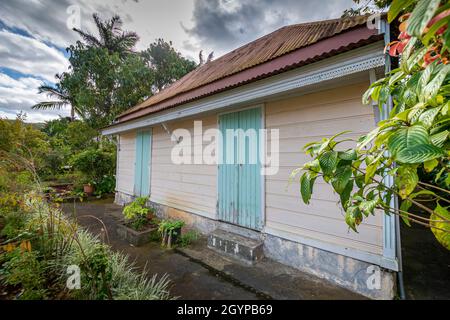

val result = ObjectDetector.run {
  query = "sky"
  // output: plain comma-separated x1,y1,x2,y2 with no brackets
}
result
0,0,356,122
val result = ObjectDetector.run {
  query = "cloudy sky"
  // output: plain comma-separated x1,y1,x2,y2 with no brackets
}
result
0,0,355,122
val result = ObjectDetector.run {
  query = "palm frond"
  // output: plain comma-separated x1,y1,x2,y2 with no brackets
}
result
73,28,102,47
31,101,68,111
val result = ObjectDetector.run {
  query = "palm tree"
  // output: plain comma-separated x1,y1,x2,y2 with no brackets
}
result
73,13,139,56
32,84,80,121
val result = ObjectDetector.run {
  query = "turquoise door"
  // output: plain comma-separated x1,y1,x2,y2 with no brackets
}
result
218,107,262,230
134,130,152,197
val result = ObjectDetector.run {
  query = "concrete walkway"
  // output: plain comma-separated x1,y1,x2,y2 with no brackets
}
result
62,199,364,300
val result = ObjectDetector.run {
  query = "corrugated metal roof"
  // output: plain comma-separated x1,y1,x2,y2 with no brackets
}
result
117,15,377,122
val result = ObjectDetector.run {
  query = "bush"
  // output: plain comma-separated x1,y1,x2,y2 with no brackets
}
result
0,250,48,300
94,175,116,197
71,148,115,184
122,197,154,231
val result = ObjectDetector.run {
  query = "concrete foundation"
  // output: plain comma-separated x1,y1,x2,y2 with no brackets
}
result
115,191,396,299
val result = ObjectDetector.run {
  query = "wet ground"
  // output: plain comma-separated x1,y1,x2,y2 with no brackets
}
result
62,199,364,300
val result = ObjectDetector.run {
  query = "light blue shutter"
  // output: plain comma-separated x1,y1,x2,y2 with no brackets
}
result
218,107,262,230
134,130,152,197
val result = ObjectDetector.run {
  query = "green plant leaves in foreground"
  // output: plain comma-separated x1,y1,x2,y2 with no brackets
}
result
388,125,445,163
431,204,450,250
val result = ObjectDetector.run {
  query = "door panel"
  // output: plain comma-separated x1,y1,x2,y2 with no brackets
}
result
134,130,152,197
218,107,262,230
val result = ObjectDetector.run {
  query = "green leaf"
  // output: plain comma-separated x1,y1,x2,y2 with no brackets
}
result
430,204,450,250
345,206,362,232
430,130,449,148
417,64,435,97
424,158,439,172
399,200,412,227
300,172,312,204
422,65,450,102
331,166,352,193
357,127,381,150
359,199,379,217
418,107,441,128
396,165,419,199
338,149,357,161
319,151,338,176
396,143,445,163
365,160,379,184
406,0,441,37
388,0,416,22
403,47,427,73
340,181,354,210
387,125,430,157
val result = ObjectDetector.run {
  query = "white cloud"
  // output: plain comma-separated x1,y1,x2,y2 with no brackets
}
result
0,73,69,123
0,30,70,82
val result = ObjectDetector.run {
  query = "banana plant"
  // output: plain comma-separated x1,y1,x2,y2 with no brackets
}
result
293,0,450,249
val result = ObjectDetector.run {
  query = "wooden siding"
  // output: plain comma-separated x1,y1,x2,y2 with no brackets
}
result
150,115,218,219
265,82,383,255
116,131,136,195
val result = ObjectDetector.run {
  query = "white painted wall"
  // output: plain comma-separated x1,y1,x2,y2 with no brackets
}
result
265,82,383,255
116,131,136,195
115,81,382,256
150,115,218,219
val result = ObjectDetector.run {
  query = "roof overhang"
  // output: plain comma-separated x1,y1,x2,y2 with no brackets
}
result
102,41,385,136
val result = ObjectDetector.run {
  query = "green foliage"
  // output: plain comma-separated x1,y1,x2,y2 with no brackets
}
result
295,0,450,249
61,44,154,129
71,148,115,184
179,230,200,247
158,219,185,249
142,38,197,92
122,197,153,231
94,175,116,197
0,250,48,300
0,185,171,300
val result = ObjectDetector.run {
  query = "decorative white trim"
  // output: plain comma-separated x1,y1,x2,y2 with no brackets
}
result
102,42,385,135
264,226,399,271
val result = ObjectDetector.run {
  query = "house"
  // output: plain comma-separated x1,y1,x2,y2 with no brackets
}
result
102,14,399,299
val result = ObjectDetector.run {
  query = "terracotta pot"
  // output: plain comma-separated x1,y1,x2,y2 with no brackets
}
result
83,184,94,195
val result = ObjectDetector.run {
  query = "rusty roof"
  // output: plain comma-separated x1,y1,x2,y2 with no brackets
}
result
116,15,380,123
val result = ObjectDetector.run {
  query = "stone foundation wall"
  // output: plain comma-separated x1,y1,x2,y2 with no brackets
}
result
115,191,396,299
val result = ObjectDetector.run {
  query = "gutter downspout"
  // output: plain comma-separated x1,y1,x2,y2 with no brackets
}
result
381,18,406,300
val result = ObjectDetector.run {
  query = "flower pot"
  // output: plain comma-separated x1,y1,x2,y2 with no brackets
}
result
83,184,94,195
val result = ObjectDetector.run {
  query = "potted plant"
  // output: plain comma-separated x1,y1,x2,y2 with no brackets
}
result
116,197,158,246
82,179,95,195
71,148,115,197
158,219,185,249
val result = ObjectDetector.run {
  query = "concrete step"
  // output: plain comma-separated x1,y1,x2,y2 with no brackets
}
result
207,229,264,264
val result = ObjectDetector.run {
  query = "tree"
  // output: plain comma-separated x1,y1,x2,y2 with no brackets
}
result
294,0,450,249
61,44,154,129
141,39,197,92
342,0,391,17
73,13,138,57
32,75,83,121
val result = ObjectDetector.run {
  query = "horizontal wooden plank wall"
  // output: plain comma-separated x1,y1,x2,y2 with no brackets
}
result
150,115,218,219
117,131,136,195
265,82,383,255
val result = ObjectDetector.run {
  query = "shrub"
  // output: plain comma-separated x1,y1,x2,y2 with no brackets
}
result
94,175,116,197
122,197,154,231
179,230,199,247
158,219,185,248
71,148,115,184
0,250,48,300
